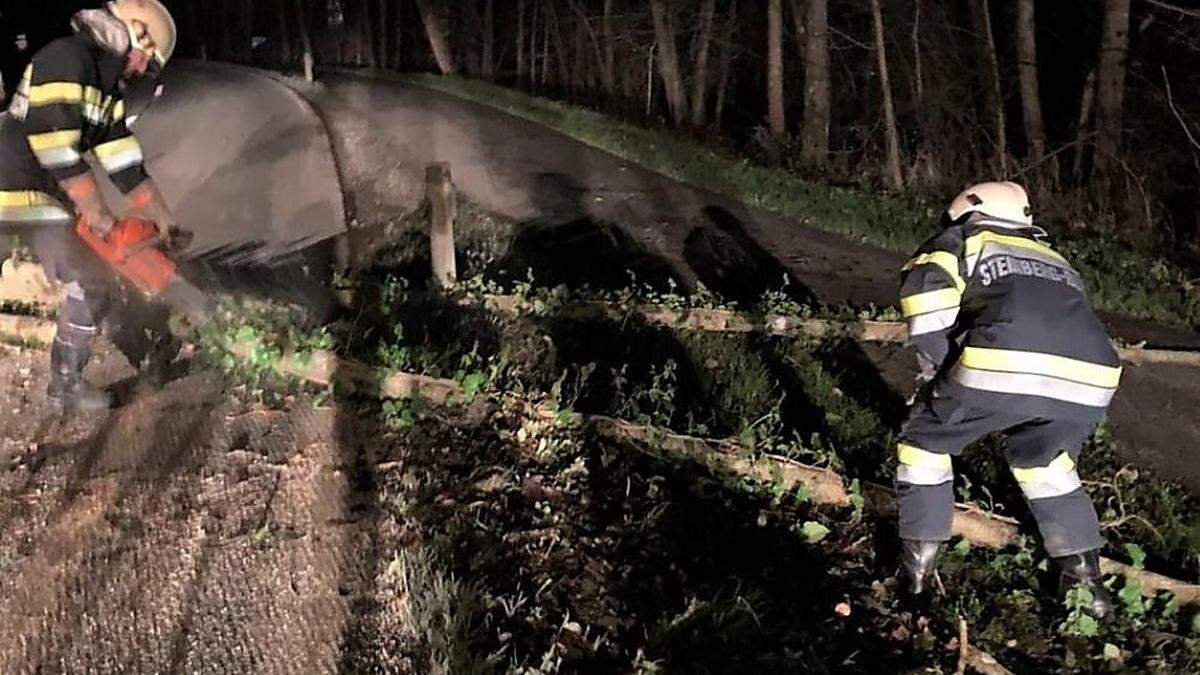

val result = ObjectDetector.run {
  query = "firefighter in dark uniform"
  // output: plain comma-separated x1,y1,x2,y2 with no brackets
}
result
0,1,179,411
896,181,1121,617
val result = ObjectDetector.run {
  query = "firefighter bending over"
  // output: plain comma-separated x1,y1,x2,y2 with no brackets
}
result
896,181,1121,618
0,1,180,411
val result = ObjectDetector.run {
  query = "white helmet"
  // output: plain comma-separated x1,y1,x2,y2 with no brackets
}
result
946,181,1033,226
108,0,177,68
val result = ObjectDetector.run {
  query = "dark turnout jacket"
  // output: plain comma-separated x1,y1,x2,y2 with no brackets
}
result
899,214,1122,423
1,23,148,225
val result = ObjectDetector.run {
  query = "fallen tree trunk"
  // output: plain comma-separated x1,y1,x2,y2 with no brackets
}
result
7,261,1198,367
0,309,1196,604
463,292,1200,368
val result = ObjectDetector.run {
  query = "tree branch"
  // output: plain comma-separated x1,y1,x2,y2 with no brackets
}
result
1142,0,1200,18
1162,66,1200,153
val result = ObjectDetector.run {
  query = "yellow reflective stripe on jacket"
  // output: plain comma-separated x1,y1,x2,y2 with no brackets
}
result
26,129,82,151
903,251,965,293
26,130,83,168
28,81,84,106
900,287,961,318
897,443,951,469
964,231,1068,266
959,347,1122,389
93,136,144,173
28,82,120,124
0,191,72,223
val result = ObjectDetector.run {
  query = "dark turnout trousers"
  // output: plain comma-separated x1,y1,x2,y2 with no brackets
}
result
896,393,1104,558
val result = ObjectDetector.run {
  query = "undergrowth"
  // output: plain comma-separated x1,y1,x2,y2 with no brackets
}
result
191,263,1200,672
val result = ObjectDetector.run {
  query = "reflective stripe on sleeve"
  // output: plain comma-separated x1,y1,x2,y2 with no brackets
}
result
1012,452,1082,500
94,136,144,174
896,443,953,485
0,191,73,223
903,251,966,293
907,306,959,337
900,287,962,319
27,129,83,169
27,81,85,106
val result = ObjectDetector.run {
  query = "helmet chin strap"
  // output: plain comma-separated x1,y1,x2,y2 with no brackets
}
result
124,76,165,130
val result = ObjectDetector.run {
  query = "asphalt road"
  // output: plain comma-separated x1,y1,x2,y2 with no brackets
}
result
121,61,345,264
308,71,1200,491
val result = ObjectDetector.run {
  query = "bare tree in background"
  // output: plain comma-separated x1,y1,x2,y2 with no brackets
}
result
800,0,830,169
650,0,689,126
602,0,616,95
1096,0,1131,169
295,0,314,80
1017,0,1049,174
415,0,457,74
767,0,786,137
518,0,528,82
970,0,1007,173
871,0,903,190
690,0,718,127
482,0,496,80
713,0,739,126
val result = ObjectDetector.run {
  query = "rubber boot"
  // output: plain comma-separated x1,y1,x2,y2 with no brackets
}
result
47,339,112,412
1054,550,1114,619
900,539,945,596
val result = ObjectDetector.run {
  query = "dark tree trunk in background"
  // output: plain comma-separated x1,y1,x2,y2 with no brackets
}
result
767,0,786,137
971,0,1007,173
219,0,235,60
276,0,293,64
572,8,585,89
1017,0,1048,169
911,0,922,105
1096,0,1131,168
518,0,528,82
548,1,569,86
572,0,606,91
800,0,831,169
295,0,314,80
464,1,484,76
690,0,718,128
393,0,404,70
415,0,458,74
650,0,689,126
378,0,389,70
482,0,496,80
186,0,206,60
713,0,739,127
871,0,903,191
602,0,616,95
1074,69,1097,180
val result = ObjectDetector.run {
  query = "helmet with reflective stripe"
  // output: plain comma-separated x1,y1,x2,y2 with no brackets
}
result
107,0,177,68
946,181,1033,226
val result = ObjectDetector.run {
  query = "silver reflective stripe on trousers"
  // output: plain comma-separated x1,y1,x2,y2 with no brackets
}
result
897,464,954,486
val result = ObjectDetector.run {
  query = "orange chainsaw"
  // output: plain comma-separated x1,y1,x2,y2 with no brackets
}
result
76,216,212,324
